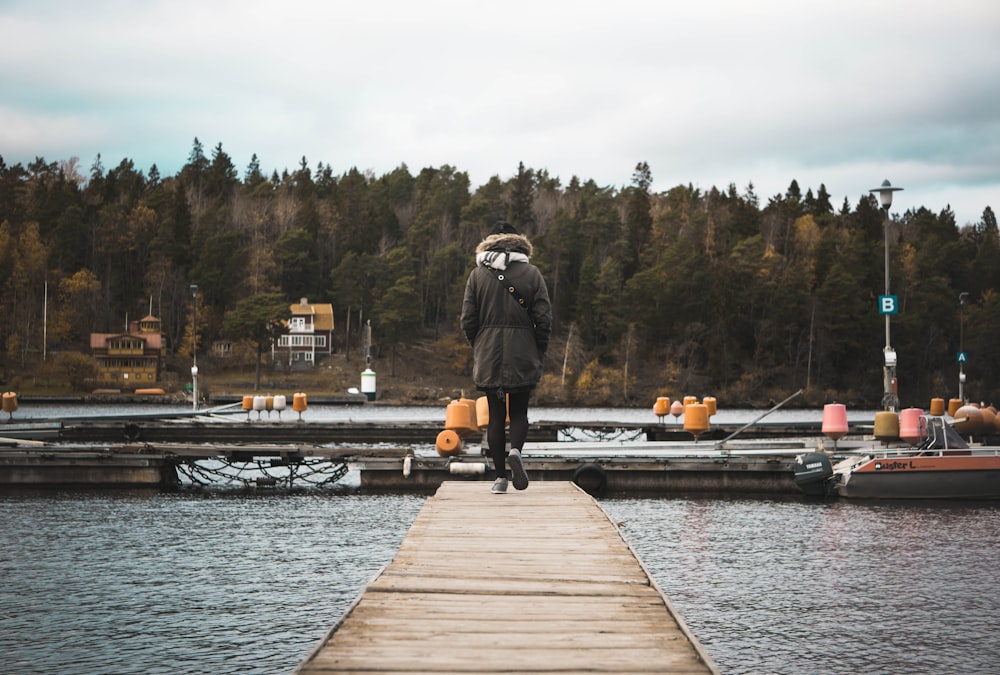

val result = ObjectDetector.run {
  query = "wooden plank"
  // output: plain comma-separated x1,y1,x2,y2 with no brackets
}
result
294,481,718,674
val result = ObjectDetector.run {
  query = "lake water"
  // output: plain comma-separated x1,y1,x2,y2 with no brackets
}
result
3,405,998,673
2,491,998,674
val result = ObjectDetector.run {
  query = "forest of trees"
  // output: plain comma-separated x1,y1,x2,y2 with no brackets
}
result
2,139,999,407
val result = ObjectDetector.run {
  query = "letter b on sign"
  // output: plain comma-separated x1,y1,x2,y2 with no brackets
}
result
879,295,898,315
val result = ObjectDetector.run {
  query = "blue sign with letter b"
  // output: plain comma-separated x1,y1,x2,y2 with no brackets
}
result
879,295,898,315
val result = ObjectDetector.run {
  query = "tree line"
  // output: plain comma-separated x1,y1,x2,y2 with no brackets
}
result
2,139,999,406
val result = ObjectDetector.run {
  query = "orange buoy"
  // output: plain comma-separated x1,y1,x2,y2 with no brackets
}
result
874,411,900,443
702,396,717,417
947,398,963,417
929,397,945,416
953,405,984,436
653,397,670,418
242,395,254,411
822,404,848,441
475,396,490,430
445,399,475,435
683,403,709,439
2,391,18,415
683,395,698,407
899,408,925,445
979,406,995,432
436,429,464,456
292,392,308,421
459,397,478,432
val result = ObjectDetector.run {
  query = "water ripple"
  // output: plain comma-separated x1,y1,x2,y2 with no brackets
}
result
0,491,424,675
601,496,1000,675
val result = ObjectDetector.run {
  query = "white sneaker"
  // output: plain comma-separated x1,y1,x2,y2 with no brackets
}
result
491,477,508,493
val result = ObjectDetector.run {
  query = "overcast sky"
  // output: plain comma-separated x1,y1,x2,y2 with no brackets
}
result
2,0,998,226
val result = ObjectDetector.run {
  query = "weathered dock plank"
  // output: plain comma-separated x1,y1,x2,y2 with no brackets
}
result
295,481,718,674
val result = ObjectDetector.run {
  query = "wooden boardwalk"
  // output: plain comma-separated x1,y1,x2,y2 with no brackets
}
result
295,481,718,674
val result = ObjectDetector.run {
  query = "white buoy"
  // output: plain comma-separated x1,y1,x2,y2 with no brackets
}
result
361,368,376,401
252,395,266,420
448,462,486,475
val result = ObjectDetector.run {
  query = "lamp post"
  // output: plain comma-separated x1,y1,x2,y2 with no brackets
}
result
190,284,199,411
959,291,968,403
869,179,903,411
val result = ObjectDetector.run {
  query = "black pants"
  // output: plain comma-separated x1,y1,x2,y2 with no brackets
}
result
485,389,531,479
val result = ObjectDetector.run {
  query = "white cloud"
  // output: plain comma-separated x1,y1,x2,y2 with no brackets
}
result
1,0,997,224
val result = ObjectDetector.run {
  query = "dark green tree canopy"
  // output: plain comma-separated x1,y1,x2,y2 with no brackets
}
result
1,148,997,406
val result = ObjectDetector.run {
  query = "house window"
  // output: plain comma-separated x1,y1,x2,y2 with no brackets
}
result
290,317,306,331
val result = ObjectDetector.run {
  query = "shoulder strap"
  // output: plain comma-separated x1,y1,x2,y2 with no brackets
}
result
484,263,529,310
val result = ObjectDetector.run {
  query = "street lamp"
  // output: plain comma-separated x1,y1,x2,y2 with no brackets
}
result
190,284,199,410
869,179,903,411
959,291,969,403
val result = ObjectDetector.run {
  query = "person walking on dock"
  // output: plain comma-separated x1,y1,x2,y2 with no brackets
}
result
462,221,552,493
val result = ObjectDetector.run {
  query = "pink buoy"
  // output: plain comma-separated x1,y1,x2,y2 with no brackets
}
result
670,400,684,421
899,408,925,445
822,404,848,442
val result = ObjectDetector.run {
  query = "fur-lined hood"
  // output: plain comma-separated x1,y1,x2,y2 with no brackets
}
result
475,232,533,257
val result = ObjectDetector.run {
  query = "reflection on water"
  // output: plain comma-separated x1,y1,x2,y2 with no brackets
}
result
0,491,425,675
601,496,1000,675
2,490,998,674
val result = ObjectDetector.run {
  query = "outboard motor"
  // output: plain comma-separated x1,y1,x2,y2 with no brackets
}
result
793,452,834,496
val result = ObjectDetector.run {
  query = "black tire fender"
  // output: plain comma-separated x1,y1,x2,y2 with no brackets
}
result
572,463,608,497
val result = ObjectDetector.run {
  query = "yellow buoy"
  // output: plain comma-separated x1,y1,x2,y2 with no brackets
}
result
947,398,963,417
702,396,717,417
445,399,475,435
653,396,670,418
874,411,900,443
436,429,464,456
683,403,709,439
929,397,945,417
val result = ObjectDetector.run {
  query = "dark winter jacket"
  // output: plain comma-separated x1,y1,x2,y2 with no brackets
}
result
461,232,552,392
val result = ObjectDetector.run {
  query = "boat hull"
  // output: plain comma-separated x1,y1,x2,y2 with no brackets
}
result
835,453,1000,499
